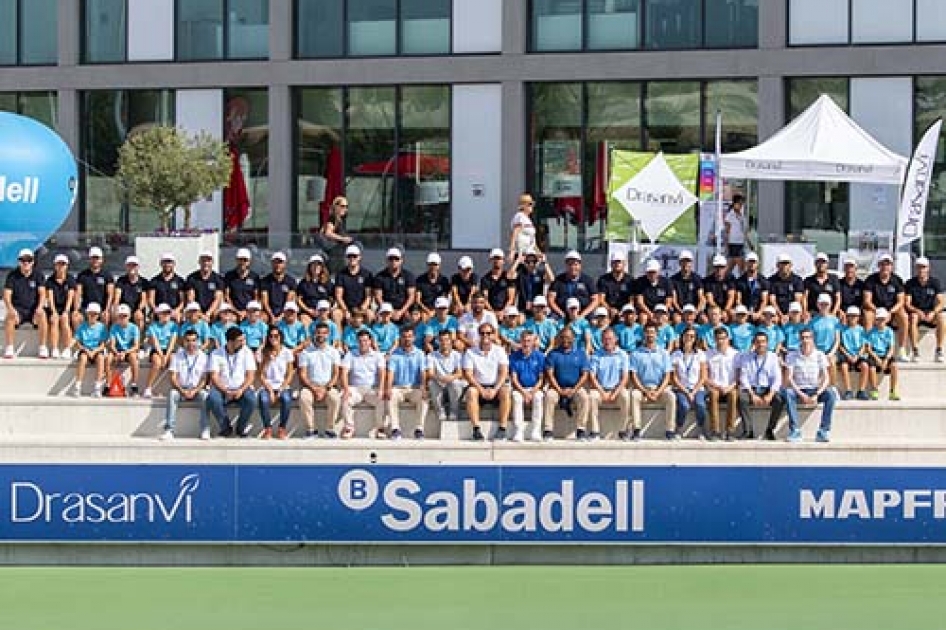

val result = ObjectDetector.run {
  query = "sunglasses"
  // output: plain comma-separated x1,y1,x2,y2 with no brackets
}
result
479,330,494,335
18,258,33,263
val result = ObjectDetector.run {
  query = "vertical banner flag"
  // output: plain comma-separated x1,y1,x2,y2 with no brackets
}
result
897,119,942,249
606,151,699,243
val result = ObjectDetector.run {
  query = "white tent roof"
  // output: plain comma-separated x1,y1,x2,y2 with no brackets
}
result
720,95,908,185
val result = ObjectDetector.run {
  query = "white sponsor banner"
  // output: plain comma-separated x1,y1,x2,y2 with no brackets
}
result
613,152,698,243
897,119,942,248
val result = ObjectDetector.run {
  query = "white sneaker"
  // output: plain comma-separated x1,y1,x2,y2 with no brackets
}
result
61,348,72,361
511,425,525,443
159,429,174,441
38,346,49,359
143,388,153,399
437,409,447,422
91,381,104,398
51,348,61,359
72,383,82,397
529,424,542,442
447,413,458,422
3,345,14,359
200,428,211,441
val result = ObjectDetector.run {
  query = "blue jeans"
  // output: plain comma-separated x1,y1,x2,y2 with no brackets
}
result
206,387,258,434
259,388,293,428
165,389,209,432
675,390,707,428
782,387,837,433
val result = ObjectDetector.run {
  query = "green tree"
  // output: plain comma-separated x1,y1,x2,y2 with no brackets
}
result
117,126,232,231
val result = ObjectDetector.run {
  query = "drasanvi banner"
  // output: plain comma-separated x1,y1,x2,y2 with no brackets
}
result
897,119,942,248
606,151,699,243
4,465,946,544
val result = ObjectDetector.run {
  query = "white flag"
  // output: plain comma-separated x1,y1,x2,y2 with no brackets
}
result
612,153,698,242
897,119,942,248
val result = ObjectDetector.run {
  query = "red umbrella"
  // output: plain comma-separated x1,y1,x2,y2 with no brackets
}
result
354,152,450,178
318,145,344,229
223,143,250,231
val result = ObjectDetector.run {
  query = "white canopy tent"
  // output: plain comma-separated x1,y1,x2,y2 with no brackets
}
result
720,94,908,184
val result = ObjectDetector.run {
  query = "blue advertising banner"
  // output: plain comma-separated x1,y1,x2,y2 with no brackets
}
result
1,465,945,544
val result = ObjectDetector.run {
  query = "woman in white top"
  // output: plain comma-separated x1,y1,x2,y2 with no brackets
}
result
670,326,708,438
258,325,296,439
509,193,539,259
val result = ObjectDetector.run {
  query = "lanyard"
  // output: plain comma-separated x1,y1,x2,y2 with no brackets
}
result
753,354,768,386
682,351,696,381
226,351,241,383
183,352,201,385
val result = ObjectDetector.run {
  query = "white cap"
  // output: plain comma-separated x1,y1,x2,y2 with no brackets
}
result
843,256,857,267
124,255,140,266
533,295,548,307
184,301,201,312
788,302,803,313
815,252,829,262
345,245,361,257
218,303,233,313
645,260,661,273
489,248,504,259
247,300,262,310
846,306,861,315
116,304,131,316
876,307,890,319
682,304,697,313
271,251,287,262
199,250,214,259
763,305,777,315
283,301,299,312
160,252,175,263
89,246,104,258
620,303,636,313
316,300,331,311
565,250,582,262
610,251,626,263
386,247,402,259
916,256,930,267
505,306,520,317
566,297,581,309
378,302,394,314
817,293,832,304
308,253,325,264
878,253,893,263
427,252,442,265
712,254,727,267
654,304,668,313
85,302,102,314
434,297,450,309
17,248,33,259
236,248,252,260
734,305,749,315
678,250,694,261
593,306,609,318
53,254,69,265
745,252,759,262
777,253,792,264
458,256,474,270
155,303,171,314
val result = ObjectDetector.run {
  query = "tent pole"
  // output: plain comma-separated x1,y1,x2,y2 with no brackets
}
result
714,110,724,258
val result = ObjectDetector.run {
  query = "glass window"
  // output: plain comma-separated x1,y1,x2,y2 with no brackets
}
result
177,0,224,60
915,77,946,256
228,0,269,59
532,0,583,51
704,80,758,152
296,87,344,236
296,0,344,57
400,0,449,54
644,0,701,49
18,92,58,129
789,0,848,45
785,78,850,253
0,93,16,112
346,86,397,234
704,0,758,48
20,0,58,64
224,88,269,234
644,81,701,152
0,1,17,65
348,0,396,56
587,0,640,50
917,0,946,42
85,0,127,63
852,0,912,43
82,90,175,235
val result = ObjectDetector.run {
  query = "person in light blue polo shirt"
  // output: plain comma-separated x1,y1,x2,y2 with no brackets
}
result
180,302,213,351
384,326,429,440
71,302,107,397
145,302,179,398
614,303,642,352
755,306,785,354
544,327,590,441
238,301,267,352
588,328,629,442
509,329,547,442
653,305,678,351
277,302,308,352
523,296,560,353
371,304,400,354
866,307,899,401
809,292,841,384
628,322,675,441
106,303,142,396
422,297,458,353
728,305,755,352
781,301,806,355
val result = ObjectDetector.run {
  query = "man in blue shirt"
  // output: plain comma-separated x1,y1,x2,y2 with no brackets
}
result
627,322,675,440
544,328,590,441
384,327,429,440
588,328,630,442
509,330,546,442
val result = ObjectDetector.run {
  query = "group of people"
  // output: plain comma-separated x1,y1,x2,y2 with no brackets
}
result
2,217,943,442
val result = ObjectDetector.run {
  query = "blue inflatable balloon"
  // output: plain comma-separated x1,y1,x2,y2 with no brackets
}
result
0,112,78,267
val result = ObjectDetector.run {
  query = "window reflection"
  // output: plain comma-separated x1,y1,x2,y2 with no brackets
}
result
915,78,946,256
85,0,127,63
223,88,269,237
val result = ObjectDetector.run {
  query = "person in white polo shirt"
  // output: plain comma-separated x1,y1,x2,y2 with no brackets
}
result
162,328,211,441
775,327,838,443
427,328,466,422
298,321,342,439
339,329,386,438
206,326,259,438
462,321,511,441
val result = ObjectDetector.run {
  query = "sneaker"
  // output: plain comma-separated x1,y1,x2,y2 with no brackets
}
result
374,428,387,440
3,346,14,359
142,387,153,399
816,429,830,443
588,432,601,442
277,427,288,440
511,426,525,443
787,430,803,443
437,409,447,422
665,430,679,441
869,389,879,400
708,432,720,442
631,429,642,442
340,424,355,439
323,430,337,439
389,428,403,440
218,426,234,438
38,346,49,359
413,428,424,440
842,390,854,401
51,348,61,360
764,429,776,441
159,429,174,441
912,349,920,363
542,430,554,442
937,349,945,364
304,430,318,440
899,347,910,362
742,429,755,440
447,413,458,422
471,426,485,441
889,390,901,401
60,348,71,361
91,382,104,398
529,425,542,442
259,427,272,440
617,430,629,441
72,382,82,397
200,428,211,441
576,428,588,441
724,432,735,442
493,426,508,441
240,423,254,438
129,383,140,398
855,390,870,401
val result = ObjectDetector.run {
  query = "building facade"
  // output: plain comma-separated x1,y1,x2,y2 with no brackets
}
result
1,0,945,259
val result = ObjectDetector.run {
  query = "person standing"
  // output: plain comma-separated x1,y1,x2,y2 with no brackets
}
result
597,252,636,321
334,245,374,324
415,252,451,318
509,330,546,442
114,255,148,334
297,321,343,439
206,327,259,438
732,252,769,323
803,252,840,316
588,328,630,442
723,193,748,275
462,323,511,441
669,250,704,318
509,193,539,258
838,256,866,314
737,330,783,441
450,256,478,316
384,327,429,440
3,248,49,359
511,250,552,316
777,328,838,443
339,329,386,438
635,260,673,324
480,248,515,314
703,255,736,319
628,322,676,441
296,254,334,325
161,329,211,441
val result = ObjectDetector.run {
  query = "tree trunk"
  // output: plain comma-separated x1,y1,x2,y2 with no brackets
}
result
183,204,193,231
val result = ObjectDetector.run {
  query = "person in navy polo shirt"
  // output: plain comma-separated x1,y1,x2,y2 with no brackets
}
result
260,251,298,324
511,250,552,316
480,248,515,314
148,252,185,323
75,246,115,328
702,255,736,319
114,255,148,333
670,250,705,320
838,255,865,315
803,252,840,316
863,253,908,359
334,245,374,324
733,252,768,323
415,252,451,318
768,254,805,321
597,251,636,321
904,256,945,362
547,250,598,320
544,327,590,442
627,322,675,441
186,250,224,319
3,248,49,359
509,329,546,442
224,248,260,320
635,259,672,324
373,247,416,324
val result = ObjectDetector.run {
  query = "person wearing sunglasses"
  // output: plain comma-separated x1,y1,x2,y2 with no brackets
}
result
462,324,511,441
3,248,49,359
257,325,295,440
320,196,354,249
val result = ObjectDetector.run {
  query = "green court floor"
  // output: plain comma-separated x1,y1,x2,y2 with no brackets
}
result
0,565,942,630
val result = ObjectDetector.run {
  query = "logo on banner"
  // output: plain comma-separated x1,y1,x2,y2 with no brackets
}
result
899,154,934,240
337,469,645,534
613,152,698,243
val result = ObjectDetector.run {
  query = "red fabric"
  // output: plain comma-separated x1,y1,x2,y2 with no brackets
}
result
553,146,586,226
223,143,250,231
318,145,344,229
591,141,609,224
354,153,449,178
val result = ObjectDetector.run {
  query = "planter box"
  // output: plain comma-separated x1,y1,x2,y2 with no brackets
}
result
135,232,220,279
